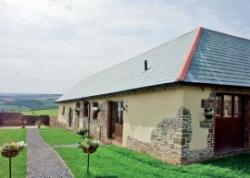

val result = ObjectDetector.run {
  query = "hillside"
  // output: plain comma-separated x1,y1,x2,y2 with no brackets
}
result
0,93,61,112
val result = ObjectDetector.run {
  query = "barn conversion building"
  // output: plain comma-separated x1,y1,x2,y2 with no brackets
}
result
56,27,250,164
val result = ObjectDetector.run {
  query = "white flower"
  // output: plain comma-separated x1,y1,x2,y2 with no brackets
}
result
17,141,26,148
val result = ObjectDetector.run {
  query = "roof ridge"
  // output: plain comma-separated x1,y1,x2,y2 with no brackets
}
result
177,27,203,81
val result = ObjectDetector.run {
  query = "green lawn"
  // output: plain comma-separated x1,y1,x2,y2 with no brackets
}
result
22,108,58,117
39,128,250,178
57,146,250,178
0,129,27,178
39,128,83,146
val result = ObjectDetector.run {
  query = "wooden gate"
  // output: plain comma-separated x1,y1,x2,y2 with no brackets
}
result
215,94,244,152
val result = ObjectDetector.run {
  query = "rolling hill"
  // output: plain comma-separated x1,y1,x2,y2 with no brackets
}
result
0,93,61,112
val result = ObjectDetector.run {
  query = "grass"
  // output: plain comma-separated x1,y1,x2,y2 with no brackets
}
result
39,127,83,146
57,145,250,178
39,128,250,178
21,108,58,117
0,129,27,178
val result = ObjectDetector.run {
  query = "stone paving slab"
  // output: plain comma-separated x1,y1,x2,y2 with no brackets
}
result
27,128,73,178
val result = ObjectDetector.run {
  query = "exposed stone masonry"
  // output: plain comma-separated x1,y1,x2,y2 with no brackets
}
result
127,106,192,164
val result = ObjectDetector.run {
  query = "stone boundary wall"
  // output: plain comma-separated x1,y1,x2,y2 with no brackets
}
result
0,112,50,126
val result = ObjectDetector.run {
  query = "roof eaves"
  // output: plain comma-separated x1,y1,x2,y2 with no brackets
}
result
55,81,181,103
177,27,203,81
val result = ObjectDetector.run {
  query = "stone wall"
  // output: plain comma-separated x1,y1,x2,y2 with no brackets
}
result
189,92,216,162
127,107,192,164
81,101,110,143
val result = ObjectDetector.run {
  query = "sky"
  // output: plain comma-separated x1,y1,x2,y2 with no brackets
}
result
0,0,249,94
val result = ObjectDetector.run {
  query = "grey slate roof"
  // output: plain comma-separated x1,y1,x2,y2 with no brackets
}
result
57,28,250,102
186,29,250,86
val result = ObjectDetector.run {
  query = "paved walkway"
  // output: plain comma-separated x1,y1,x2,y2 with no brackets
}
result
27,128,73,178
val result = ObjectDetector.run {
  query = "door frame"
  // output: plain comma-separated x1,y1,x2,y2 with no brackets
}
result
214,93,244,152
107,101,124,143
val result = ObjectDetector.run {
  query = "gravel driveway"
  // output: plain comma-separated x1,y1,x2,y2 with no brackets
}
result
27,128,73,178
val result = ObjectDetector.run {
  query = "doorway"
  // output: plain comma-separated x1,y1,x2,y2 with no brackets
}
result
215,94,244,152
108,101,123,143
68,108,73,127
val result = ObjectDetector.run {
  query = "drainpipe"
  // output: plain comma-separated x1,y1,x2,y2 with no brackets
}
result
87,102,90,138
87,101,90,175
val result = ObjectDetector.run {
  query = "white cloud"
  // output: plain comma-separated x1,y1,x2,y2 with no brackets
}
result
0,0,249,93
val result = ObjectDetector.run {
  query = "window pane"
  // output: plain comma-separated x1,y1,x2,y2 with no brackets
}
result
215,96,221,116
224,95,232,117
234,96,239,117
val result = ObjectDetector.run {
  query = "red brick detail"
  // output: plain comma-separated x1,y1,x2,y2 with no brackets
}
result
177,27,202,81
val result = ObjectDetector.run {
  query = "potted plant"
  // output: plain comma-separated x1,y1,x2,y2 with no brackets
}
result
1,142,20,158
77,128,88,137
0,141,26,178
0,141,26,158
203,106,214,120
79,137,100,154
79,137,100,175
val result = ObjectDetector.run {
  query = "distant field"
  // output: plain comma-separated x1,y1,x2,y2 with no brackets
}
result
0,93,61,112
22,108,58,117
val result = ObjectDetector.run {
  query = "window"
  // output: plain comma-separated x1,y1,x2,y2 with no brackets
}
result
62,106,65,115
83,102,89,117
93,102,99,119
223,95,232,117
216,94,241,118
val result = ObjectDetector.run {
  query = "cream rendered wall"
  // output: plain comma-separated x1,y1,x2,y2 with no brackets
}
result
57,86,212,150
122,87,184,146
182,86,212,150
57,101,76,126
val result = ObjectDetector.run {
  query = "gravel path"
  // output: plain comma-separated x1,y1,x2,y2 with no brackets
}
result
27,128,73,178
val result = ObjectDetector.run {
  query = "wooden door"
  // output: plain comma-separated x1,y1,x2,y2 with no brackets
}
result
108,101,123,143
215,95,244,152
68,108,73,127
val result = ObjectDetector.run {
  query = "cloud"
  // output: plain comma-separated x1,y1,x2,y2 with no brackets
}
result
0,0,249,93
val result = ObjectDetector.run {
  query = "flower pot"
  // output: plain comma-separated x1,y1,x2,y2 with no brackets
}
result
82,145,98,154
1,150,19,158
204,114,214,120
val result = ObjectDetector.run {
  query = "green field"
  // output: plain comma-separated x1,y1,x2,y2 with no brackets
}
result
0,93,60,112
22,108,58,117
39,128,83,146
0,129,27,178
39,128,250,178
